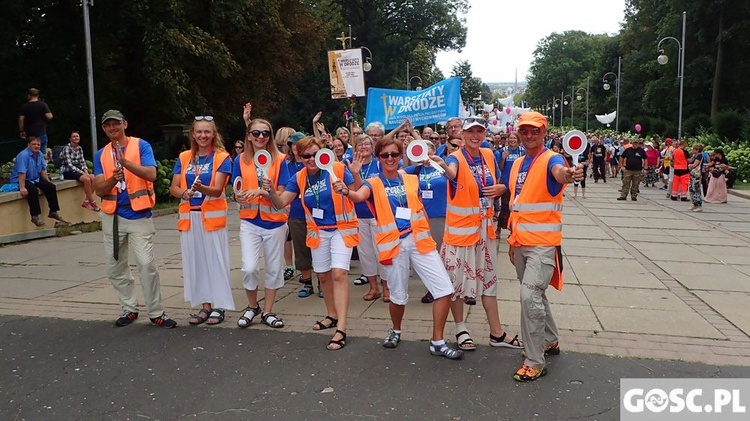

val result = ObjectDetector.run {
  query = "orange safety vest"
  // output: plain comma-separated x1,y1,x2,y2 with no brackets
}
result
176,150,229,232
100,137,156,214
672,148,688,170
368,175,435,263
296,162,359,249
237,153,290,223
443,148,497,246
507,149,566,290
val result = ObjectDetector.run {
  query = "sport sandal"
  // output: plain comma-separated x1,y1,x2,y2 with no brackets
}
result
489,332,523,349
237,305,260,328
313,315,338,331
327,329,347,351
261,312,284,328
189,308,212,325
206,309,225,325
430,343,464,360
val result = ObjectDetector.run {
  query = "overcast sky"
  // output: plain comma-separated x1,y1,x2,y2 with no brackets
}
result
436,0,627,83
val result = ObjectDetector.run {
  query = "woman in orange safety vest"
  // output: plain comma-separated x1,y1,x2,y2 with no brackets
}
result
169,116,233,325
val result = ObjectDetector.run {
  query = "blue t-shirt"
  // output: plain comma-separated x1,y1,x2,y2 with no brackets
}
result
284,167,355,230
342,148,354,163
364,174,414,238
436,143,446,158
286,160,306,220
172,151,232,207
11,148,46,184
497,146,526,188
93,139,157,220
446,150,501,199
403,165,447,218
232,154,290,229
354,159,381,218
514,149,567,198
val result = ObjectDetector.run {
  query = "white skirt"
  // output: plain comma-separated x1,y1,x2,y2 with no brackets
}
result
180,211,235,310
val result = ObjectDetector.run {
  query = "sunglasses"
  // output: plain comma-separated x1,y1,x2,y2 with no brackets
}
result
518,127,542,136
449,143,459,148
195,116,214,121
465,117,487,126
235,146,244,150
378,152,401,159
299,153,317,159
248,130,271,138
430,136,439,140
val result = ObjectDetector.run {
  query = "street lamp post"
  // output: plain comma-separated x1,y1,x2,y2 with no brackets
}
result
409,76,423,91
563,93,573,127
576,77,590,131
553,97,561,127
602,56,621,131
360,46,373,72
657,11,686,140
83,0,97,155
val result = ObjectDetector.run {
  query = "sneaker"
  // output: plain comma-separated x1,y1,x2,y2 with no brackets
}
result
421,291,434,304
298,283,314,298
115,310,138,327
283,266,295,281
383,329,401,348
430,342,464,360
616,197,626,201
83,200,100,211
631,197,637,201
317,282,323,298
521,342,560,357
514,364,547,382
150,313,177,329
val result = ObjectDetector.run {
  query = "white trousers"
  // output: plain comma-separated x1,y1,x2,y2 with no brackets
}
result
382,235,454,305
239,220,286,291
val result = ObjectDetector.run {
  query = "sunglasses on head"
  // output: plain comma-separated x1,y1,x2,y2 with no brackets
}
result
518,127,542,136
195,116,214,121
378,152,401,159
248,130,271,138
465,117,487,126
299,152,317,159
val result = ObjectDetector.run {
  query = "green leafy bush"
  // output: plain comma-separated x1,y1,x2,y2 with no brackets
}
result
713,109,745,141
155,158,177,202
724,146,750,182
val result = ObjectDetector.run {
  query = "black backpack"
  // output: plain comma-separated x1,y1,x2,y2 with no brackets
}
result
52,145,65,169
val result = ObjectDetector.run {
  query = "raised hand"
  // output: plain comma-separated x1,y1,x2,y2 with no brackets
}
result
243,103,252,125
348,152,363,174
312,111,322,124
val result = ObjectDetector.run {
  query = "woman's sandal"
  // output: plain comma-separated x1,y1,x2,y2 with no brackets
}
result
456,330,477,351
353,274,369,286
189,308,212,325
363,291,382,301
327,329,347,351
237,305,261,328
206,309,225,325
261,312,284,328
312,315,338,331
489,332,524,349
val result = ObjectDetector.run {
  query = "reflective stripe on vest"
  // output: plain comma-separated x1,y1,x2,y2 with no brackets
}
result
515,223,563,232
511,203,563,212
99,137,156,214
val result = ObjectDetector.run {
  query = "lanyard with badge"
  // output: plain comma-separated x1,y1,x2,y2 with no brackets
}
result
461,148,492,209
381,174,410,220
190,153,210,198
420,165,435,200
306,170,325,219
513,147,547,207
111,143,126,191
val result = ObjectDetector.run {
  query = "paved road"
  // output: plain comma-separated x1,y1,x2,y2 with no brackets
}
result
4,315,750,421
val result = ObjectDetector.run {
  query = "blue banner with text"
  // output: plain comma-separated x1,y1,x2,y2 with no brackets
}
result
365,77,461,129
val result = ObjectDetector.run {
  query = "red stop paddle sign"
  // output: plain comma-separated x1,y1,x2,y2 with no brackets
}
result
562,130,588,164
406,139,444,174
315,148,339,182
254,150,272,172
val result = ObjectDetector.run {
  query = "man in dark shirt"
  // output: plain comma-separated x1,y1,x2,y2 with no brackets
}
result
18,88,54,157
590,136,607,183
617,139,647,201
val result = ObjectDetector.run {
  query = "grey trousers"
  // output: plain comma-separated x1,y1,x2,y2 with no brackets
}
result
513,246,560,368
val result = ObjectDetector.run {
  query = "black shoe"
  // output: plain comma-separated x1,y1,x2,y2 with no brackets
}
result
115,311,138,327
681,197,689,202
617,197,626,201
632,197,637,201
670,196,678,201
150,313,177,329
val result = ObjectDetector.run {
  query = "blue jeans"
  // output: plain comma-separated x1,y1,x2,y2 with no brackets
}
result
38,134,48,154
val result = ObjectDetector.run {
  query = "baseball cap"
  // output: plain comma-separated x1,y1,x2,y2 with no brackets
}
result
665,138,673,145
101,109,125,124
462,116,487,131
288,132,306,144
645,141,654,147
517,111,548,128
